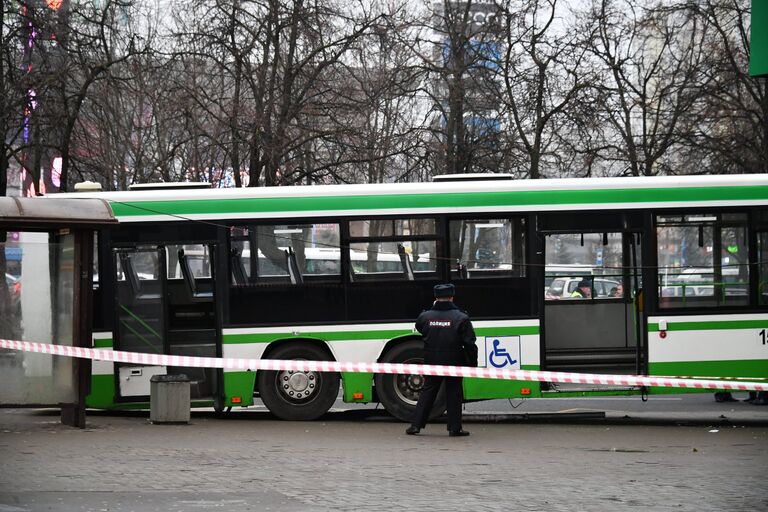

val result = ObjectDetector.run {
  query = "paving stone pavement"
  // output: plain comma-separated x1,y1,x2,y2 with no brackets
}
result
0,409,767,511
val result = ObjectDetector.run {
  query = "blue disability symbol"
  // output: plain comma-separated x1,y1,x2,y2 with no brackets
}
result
489,339,517,368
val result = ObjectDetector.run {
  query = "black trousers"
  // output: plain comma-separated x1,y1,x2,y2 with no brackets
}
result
411,375,463,432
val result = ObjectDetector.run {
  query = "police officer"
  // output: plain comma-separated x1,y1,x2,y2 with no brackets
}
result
406,284,477,437
571,279,592,299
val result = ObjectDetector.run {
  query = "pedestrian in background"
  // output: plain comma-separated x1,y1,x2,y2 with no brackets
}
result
406,284,477,437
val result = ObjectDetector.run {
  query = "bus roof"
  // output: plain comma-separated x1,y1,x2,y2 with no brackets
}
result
56,174,768,223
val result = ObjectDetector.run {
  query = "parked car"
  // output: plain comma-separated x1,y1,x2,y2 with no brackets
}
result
5,273,21,308
546,276,621,299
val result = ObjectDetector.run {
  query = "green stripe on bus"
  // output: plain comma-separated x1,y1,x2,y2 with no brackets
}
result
476,326,539,336
649,360,768,379
93,338,113,348
222,325,539,344
110,185,768,218
648,319,768,332
86,374,116,408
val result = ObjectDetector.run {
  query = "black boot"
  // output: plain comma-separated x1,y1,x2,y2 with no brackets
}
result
448,429,470,437
405,425,421,435
751,392,768,406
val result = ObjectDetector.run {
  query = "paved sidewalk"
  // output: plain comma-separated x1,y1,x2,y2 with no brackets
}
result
1,408,767,511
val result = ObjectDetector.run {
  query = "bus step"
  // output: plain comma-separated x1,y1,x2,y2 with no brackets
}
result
541,382,641,394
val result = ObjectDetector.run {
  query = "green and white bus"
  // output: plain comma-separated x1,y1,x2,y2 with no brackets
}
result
61,174,768,420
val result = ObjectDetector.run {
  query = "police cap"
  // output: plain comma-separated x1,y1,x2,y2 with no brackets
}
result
433,283,455,298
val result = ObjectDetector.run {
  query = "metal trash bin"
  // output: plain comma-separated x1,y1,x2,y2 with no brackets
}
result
150,374,191,424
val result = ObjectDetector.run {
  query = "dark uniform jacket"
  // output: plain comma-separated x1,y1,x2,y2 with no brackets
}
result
415,301,478,367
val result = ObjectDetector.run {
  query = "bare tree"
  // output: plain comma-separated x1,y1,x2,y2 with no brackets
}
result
14,1,155,192
586,0,710,176
0,1,27,338
495,0,594,179
684,0,768,174
402,1,506,176
318,3,425,183
8,0,763,191
172,0,380,187
1,1,26,197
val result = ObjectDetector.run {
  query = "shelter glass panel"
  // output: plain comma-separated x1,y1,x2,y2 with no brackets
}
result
0,233,77,405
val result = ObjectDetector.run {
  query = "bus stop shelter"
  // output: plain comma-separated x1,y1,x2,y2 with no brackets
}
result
0,197,117,427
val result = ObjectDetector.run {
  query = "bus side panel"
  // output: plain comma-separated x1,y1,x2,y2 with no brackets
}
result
221,338,269,407
87,374,117,408
464,323,541,400
222,371,256,407
647,314,768,393
86,334,116,408
220,332,386,406
342,372,374,402
463,372,541,399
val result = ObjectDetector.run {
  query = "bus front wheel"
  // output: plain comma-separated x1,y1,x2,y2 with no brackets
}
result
257,343,340,421
375,340,446,423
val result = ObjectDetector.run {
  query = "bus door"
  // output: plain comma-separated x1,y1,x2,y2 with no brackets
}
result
113,244,219,401
163,243,218,401
114,246,167,399
542,227,643,379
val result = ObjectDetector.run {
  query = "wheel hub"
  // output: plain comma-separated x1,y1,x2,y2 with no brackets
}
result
278,370,318,401
394,360,425,406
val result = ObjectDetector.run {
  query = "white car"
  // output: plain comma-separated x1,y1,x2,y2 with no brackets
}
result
546,277,621,299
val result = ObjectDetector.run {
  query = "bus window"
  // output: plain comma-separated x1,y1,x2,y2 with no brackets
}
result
721,223,749,302
92,232,99,289
544,233,622,300
166,244,211,279
230,240,250,283
243,223,340,281
449,218,525,279
759,232,768,305
349,218,436,238
350,241,436,279
117,250,160,281
656,213,749,308
348,217,438,281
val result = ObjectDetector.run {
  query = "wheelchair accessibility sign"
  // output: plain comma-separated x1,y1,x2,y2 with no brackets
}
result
481,336,521,369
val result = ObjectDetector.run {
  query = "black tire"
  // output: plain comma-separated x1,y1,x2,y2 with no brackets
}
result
257,343,340,421
212,398,231,414
374,339,446,423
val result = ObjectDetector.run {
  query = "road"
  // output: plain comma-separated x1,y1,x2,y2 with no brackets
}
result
1,394,766,512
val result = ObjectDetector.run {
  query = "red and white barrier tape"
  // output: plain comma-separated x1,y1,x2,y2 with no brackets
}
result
2,338,767,392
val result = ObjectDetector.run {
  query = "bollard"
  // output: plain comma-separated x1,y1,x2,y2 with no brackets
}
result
150,374,191,424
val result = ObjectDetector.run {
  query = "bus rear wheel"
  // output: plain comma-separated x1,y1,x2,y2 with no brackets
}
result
375,340,446,423
258,343,340,421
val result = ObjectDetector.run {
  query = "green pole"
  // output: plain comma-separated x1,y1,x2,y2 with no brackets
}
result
751,0,768,77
